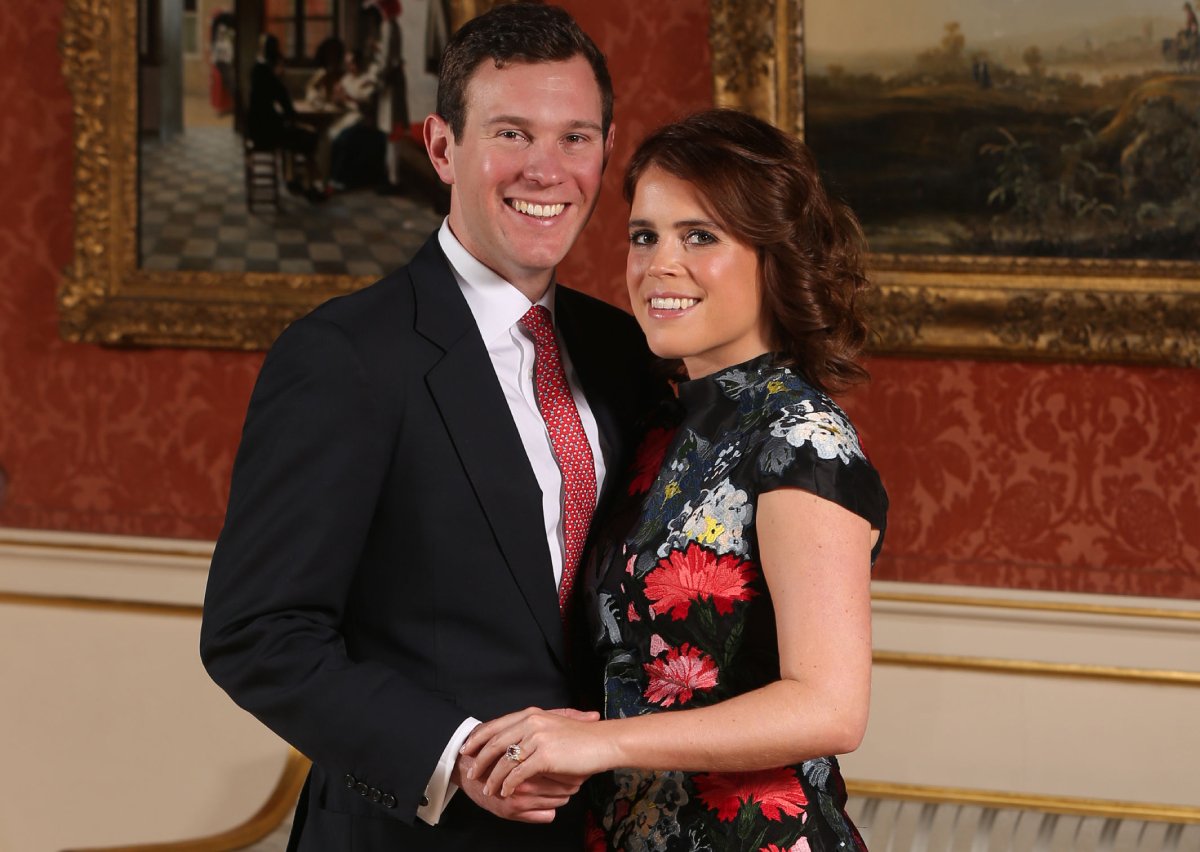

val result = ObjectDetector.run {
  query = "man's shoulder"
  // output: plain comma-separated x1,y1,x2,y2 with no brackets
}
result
301,235,447,339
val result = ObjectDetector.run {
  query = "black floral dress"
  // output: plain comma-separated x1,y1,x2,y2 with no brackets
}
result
584,353,888,852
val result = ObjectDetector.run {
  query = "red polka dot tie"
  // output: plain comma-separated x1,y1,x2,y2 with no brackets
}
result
519,305,597,617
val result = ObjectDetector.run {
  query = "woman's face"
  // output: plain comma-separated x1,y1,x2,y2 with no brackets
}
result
626,166,770,379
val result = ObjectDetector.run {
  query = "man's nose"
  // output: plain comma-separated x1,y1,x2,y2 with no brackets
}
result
522,139,567,185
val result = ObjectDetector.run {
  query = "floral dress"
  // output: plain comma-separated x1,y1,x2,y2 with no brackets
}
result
584,353,888,852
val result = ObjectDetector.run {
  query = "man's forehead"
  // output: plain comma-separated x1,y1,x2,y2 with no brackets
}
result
463,56,603,113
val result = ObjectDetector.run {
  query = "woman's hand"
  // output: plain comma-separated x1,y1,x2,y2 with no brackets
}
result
460,707,618,798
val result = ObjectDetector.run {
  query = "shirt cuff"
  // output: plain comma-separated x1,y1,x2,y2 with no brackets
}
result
416,716,480,826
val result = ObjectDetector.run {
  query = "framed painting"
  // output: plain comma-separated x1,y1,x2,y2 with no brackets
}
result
60,0,508,349
710,0,1200,365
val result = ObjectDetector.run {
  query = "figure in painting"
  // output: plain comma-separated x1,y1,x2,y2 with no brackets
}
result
246,33,324,203
209,10,236,116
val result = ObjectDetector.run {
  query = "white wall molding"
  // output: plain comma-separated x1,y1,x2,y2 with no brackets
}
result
0,528,213,607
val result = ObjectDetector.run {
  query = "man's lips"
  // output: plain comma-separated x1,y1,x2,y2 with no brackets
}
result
506,199,567,219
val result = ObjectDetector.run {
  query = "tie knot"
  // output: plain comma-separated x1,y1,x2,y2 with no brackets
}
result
519,305,555,347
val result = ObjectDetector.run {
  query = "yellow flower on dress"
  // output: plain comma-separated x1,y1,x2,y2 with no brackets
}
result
697,516,725,546
663,481,681,499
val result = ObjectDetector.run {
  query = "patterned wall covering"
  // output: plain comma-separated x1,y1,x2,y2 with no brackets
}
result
0,0,1196,597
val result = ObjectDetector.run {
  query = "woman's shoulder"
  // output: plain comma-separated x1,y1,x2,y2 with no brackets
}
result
731,361,870,468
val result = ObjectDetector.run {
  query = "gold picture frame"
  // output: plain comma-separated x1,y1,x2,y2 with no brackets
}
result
58,0,497,350
710,0,1200,366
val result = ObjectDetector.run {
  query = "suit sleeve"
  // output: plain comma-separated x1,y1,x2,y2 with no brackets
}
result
199,316,466,825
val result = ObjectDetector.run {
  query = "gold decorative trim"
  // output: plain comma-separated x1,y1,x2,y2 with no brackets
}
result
62,749,311,852
845,779,1200,825
873,650,1200,686
708,0,1200,366
0,591,201,618
871,590,1200,622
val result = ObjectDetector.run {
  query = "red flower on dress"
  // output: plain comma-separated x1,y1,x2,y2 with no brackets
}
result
642,643,719,706
643,542,758,620
628,426,676,495
694,767,809,822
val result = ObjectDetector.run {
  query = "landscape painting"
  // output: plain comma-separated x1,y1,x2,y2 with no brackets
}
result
803,0,1200,259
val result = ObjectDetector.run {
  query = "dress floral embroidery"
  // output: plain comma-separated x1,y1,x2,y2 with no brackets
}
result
586,353,888,852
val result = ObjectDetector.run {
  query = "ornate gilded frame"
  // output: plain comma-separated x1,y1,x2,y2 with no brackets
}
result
710,0,1200,366
59,0,490,350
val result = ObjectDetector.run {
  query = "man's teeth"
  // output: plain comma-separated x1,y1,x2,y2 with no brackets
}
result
511,200,565,218
650,297,699,310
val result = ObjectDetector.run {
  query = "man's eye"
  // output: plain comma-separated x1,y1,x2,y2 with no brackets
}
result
629,230,657,246
564,134,588,144
498,130,524,140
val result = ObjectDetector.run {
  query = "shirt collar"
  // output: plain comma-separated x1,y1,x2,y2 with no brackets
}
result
437,219,556,346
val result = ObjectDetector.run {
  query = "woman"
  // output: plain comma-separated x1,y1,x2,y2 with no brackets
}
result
462,109,888,852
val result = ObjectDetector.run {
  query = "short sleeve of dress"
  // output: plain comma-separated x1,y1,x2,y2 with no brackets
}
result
749,389,888,558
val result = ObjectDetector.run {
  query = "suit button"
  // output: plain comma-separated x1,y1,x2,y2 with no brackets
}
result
356,782,369,797
420,795,430,807
344,774,356,789
383,794,397,808
370,787,382,803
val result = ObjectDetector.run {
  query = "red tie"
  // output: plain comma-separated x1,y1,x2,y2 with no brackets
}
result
519,305,597,617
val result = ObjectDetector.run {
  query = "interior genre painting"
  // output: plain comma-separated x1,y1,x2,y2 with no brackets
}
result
137,0,451,277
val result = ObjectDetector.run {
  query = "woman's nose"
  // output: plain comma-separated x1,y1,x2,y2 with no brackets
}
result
647,245,681,278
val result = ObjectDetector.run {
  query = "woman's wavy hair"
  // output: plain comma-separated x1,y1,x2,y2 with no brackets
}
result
623,109,871,395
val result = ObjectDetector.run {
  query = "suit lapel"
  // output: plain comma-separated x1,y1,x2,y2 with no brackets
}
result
410,239,566,667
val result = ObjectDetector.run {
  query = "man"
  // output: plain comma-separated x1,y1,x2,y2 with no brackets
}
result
200,5,658,849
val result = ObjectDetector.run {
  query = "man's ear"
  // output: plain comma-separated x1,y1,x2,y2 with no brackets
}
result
601,123,616,173
424,113,456,185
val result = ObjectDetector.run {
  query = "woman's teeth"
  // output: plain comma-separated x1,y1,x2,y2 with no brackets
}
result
510,200,565,218
650,297,699,310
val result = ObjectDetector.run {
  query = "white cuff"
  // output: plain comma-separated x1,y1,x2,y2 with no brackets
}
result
415,716,480,826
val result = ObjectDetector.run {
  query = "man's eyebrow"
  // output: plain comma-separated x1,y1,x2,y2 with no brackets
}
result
481,116,603,133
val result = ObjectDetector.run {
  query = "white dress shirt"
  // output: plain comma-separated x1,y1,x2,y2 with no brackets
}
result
416,221,607,825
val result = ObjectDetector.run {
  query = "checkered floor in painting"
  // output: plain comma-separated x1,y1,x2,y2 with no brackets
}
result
139,126,442,276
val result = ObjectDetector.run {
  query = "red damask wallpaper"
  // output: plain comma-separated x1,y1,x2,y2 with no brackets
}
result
0,0,1197,597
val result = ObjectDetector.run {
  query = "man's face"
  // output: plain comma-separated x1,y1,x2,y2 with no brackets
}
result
426,56,614,299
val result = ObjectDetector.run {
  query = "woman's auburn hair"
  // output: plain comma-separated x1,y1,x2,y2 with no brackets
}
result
623,109,871,395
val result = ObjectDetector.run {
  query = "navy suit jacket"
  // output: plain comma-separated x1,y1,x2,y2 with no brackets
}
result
200,235,659,850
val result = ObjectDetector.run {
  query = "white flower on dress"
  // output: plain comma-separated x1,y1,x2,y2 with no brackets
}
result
658,479,752,559
769,400,865,465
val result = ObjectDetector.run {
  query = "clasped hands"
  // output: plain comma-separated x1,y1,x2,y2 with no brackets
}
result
453,706,614,823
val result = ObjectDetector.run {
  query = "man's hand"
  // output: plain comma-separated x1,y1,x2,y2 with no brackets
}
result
453,753,586,823
452,708,597,823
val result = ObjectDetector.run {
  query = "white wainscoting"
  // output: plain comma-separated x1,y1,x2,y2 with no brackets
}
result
0,530,286,852
842,582,1200,811
1,531,1197,850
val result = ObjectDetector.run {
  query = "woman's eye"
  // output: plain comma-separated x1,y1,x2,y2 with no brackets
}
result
685,230,717,245
629,230,657,246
